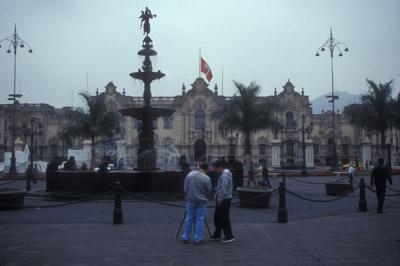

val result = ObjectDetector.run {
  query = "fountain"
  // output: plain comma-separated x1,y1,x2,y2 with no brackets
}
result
46,8,215,195
119,7,175,170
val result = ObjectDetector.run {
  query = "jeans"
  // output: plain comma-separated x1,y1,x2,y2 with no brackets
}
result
182,202,207,241
213,198,233,239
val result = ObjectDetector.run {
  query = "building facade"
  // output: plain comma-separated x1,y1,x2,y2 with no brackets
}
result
1,77,399,169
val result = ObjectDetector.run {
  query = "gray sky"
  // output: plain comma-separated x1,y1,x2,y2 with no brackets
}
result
1,0,399,108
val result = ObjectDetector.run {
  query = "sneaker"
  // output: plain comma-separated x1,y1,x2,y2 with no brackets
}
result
193,240,203,245
209,236,223,241
221,238,235,243
182,239,190,244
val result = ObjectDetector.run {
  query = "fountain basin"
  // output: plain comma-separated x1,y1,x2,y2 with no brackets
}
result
129,71,165,81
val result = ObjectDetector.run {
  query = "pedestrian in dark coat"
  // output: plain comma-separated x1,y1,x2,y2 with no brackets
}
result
370,158,393,213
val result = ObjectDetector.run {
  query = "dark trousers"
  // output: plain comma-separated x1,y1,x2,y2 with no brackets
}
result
213,198,233,239
376,185,386,212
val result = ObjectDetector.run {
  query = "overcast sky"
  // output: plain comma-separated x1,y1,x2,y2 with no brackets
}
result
0,0,399,108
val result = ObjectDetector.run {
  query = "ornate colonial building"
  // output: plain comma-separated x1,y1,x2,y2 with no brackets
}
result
1,77,399,169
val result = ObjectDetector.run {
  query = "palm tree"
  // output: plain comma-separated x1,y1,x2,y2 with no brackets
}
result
63,92,121,167
214,81,281,157
344,79,395,156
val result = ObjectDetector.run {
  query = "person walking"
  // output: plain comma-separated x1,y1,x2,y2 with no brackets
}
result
348,164,356,189
370,158,393,213
210,160,235,243
182,163,212,244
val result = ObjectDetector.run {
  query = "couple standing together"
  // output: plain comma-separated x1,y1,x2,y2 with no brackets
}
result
182,160,235,244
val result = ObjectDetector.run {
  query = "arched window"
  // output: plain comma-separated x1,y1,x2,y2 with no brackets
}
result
286,111,296,129
258,144,266,156
194,109,206,130
163,116,173,129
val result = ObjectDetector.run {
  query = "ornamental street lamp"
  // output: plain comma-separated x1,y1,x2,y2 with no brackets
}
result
315,28,348,168
0,24,33,174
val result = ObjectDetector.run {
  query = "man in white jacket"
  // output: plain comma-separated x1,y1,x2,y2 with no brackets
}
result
210,160,235,243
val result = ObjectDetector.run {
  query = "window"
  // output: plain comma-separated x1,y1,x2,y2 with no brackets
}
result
342,144,349,155
285,111,296,129
163,116,173,129
50,144,58,157
258,144,266,155
314,144,319,155
194,109,206,130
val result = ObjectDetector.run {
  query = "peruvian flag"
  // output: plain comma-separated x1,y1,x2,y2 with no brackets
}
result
200,57,213,82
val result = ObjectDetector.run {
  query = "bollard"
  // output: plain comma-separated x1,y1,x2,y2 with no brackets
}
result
358,178,367,212
278,182,288,223
113,181,123,224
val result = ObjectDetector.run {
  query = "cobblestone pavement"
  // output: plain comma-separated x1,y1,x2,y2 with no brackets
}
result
0,176,399,265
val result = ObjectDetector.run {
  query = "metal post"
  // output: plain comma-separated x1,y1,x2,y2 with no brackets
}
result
278,182,288,223
113,181,123,224
281,172,286,185
316,28,348,169
1,25,33,174
359,178,367,212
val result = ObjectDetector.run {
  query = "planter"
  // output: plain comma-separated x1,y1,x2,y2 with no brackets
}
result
0,188,25,210
237,187,273,208
325,182,351,196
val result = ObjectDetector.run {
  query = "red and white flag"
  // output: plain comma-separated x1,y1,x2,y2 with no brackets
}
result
200,57,213,82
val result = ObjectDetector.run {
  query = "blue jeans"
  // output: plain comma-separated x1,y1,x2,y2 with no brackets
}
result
182,202,207,241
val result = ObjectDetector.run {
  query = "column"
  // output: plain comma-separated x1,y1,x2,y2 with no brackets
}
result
271,139,281,168
362,140,372,167
305,139,314,167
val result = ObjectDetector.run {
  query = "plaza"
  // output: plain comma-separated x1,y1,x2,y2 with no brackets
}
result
1,176,400,265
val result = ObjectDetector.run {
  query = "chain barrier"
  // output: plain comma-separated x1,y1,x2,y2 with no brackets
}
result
232,187,279,207
122,189,187,208
287,177,327,185
121,187,279,209
0,190,113,209
0,180,18,186
366,186,400,197
387,186,400,192
286,186,360,203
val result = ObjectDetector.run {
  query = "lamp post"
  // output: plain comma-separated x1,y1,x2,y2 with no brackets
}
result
315,28,348,168
0,24,33,174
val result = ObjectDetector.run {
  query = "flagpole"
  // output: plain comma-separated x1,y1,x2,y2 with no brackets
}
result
199,47,201,78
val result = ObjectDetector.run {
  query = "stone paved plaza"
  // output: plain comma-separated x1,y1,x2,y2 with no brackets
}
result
1,176,399,266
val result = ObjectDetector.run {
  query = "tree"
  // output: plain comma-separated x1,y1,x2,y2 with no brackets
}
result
344,79,395,154
63,92,121,167
214,81,281,157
